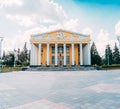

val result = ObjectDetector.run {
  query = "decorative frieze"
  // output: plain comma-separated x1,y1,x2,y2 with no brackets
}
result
56,32,66,39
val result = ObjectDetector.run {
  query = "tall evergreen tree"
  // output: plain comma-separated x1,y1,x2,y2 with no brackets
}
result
19,42,30,66
105,44,113,65
113,43,120,64
91,42,102,65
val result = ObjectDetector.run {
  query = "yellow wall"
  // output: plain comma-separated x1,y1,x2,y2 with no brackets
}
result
34,43,86,66
42,44,46,66
40,44,80,66
75,44,78,65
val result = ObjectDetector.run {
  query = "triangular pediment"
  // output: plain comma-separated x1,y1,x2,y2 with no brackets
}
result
32,29,90,42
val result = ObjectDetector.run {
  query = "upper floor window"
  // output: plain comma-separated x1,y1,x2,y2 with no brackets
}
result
58,46,63,53
52,46,55,54
66,46,70,53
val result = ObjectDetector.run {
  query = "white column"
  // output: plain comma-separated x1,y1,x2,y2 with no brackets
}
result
30,43,37,66
38,43,42,66
47,43,50,66
64,43,66,66
88,43,91,65
84,44,87,65
72,43,74,66
80,43,83,65
84,43,91,65
30,43,34,65
34,44,37,65
55,43,58,66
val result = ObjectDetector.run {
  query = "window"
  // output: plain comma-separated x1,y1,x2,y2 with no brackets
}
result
52,56,55,64
52,46,55,53
58,46,63,53
66,56,70,64
66,46,70,53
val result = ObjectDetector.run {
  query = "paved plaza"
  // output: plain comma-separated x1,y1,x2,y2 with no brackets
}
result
0,70,120,109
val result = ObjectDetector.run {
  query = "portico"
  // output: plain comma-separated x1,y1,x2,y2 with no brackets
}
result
30,29,91,67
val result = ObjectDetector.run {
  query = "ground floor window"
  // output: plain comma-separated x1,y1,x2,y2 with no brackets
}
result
66,56,70,64
52,56,55,64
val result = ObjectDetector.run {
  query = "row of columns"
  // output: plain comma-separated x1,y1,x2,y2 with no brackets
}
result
44,43,83,66
30,43,91,66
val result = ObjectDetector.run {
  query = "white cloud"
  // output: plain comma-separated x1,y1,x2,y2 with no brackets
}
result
0,0,23,8
62,19,80,31
82,27,93,36
6,14,36,27
94,29,116,56
96,29,109,42
3,35,28,53
115,20,120,36
4,0,67,27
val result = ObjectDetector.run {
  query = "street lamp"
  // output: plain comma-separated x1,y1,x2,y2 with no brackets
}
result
117,36,120,50
14,49,18,68
0,37,3,72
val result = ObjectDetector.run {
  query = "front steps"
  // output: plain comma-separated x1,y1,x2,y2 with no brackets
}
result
27,66,96,71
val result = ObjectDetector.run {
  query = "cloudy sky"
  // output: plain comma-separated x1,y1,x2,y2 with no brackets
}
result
0,0,120,56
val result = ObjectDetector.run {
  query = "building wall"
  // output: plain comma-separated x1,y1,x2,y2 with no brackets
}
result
36,44,84,66
30,29,91,66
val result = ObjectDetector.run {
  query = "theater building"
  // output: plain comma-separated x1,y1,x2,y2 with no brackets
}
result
30,29,91,67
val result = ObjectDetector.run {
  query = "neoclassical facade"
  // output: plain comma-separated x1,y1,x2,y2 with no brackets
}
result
30,29,91,67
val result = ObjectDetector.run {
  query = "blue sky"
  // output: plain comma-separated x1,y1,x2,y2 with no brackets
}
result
0,0,120,55
74,0,120,5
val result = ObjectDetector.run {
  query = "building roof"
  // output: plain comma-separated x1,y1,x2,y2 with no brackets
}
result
31,29,90,37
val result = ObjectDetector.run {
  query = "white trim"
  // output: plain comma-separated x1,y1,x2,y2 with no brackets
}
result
31,29,89,37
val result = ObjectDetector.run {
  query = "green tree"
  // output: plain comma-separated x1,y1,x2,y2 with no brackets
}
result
113,43,120,64
19,42,30,66
91,42,102,65
2,51,5,61
105,44,113,65
3,53,14,66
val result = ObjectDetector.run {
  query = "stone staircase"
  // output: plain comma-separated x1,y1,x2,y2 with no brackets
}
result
26,66,96,71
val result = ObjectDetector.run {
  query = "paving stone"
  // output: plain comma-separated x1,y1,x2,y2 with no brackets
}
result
0,70,120,109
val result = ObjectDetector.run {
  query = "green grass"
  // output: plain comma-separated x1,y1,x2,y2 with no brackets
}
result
1,67,22,73
101,65,120,70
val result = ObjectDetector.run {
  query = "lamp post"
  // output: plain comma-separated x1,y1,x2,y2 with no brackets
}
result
0,37,3,72
117,36,120,50
14,49,18,68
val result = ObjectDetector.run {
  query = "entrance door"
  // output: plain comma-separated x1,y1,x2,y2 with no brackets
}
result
58,46,63,66
58,55,63,66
